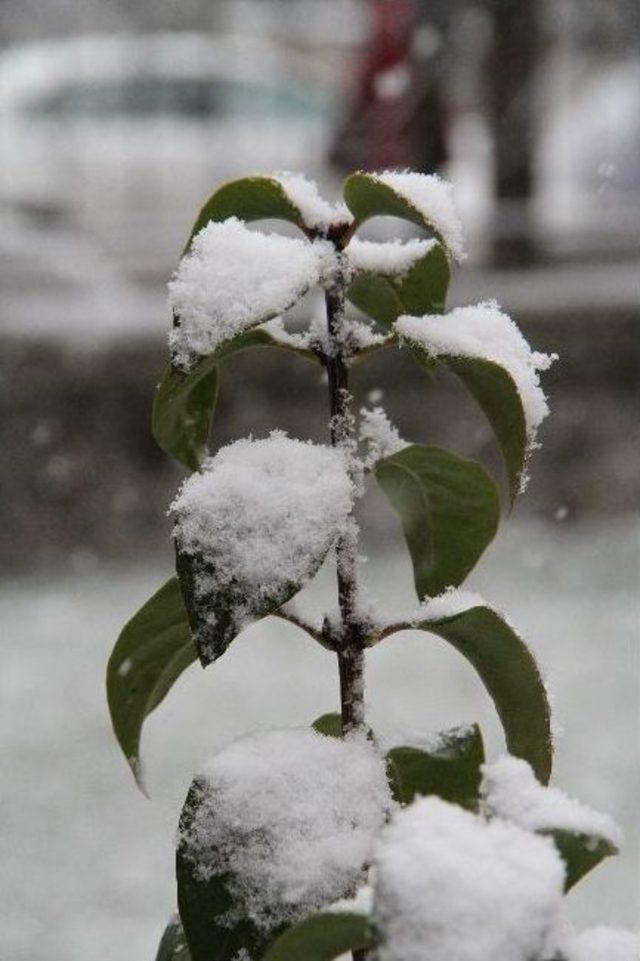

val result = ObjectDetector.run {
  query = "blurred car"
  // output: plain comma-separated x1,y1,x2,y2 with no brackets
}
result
0,33,337,277
0,208,165,341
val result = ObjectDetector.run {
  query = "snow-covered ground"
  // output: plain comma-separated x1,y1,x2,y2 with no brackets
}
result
1,517,638,961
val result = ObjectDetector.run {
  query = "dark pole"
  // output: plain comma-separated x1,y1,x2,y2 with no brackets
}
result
487,0,542,267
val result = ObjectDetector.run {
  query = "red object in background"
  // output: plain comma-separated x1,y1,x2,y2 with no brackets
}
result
330,0,447,173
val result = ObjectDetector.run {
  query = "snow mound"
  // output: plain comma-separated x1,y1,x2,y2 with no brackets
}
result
562,926,640,961
346,237,437,276
183,728,392,932
171,432,354,607
396,301,556,441
373,796,565,961
272,172,351,232
374,171,466,262
168,218,321,369
481,755,622,847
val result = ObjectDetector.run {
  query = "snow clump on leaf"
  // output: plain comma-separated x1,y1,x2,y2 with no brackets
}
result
182,728,392,932
481,755,622,847
171,432,354,616
373,796,565,961
396,301,556,443
168,217,324,369
374,170,466,262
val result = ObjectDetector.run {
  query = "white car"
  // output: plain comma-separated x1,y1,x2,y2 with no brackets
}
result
0,33,337,277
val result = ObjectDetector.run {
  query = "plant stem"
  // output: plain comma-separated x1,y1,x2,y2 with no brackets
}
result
324,256,366,736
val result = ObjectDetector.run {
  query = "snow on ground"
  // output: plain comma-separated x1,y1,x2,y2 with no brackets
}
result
0,517,637,961
561,926,640,961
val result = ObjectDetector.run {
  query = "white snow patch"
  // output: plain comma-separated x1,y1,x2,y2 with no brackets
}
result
168,218,322,369
170,432,354,618
562,926,640,961
378,722,479,755
340,319,389,353
359,406,407,463
273,172,351,232
346,237,437,276
265,314,388,357
261,316,311,351
481,755,622,847
413,586,486,624
183,728,392,932
396,301,556,448
373,796,565,961
374,171,466,262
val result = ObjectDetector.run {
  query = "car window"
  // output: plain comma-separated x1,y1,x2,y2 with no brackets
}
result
28,77,220,119
27,76,331,121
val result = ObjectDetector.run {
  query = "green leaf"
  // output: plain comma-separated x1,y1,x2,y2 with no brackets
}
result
311,713,343,738
177,780,280,961
347,272,403,328
446,357,528,503
547,829,618,892
152,358,218,473
347,243,449,331
263,913,377,961
155,915,192,961
152,328,317,471
395,606,553,784
375,444,500,598
107,578,197,792
183,176,307,254
176,535,329,667
387,724,485,809
344,172,455,257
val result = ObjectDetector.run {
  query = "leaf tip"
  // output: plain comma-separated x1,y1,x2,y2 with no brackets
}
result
129,755,150,797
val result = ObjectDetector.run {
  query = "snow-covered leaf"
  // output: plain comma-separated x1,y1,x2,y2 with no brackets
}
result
153,327,313,471
446,356,528,503
177,780,277,961
375,444,500,598
387,724,485,809
177,731,389,961
481,756,621,890
263,912,377,961
172,435,354,666
155,915,192,961
396,304,556,500
183,176,309,254
175,546,308,667
347,241,449,330
169,219,324,370
343,171,465,261
384,606,553,784
373,797,564,961
106,578,197,792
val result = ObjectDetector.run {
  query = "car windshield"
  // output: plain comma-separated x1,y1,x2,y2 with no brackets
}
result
28,76,331,121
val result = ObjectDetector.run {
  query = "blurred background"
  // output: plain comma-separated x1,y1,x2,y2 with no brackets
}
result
0,1,638,958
